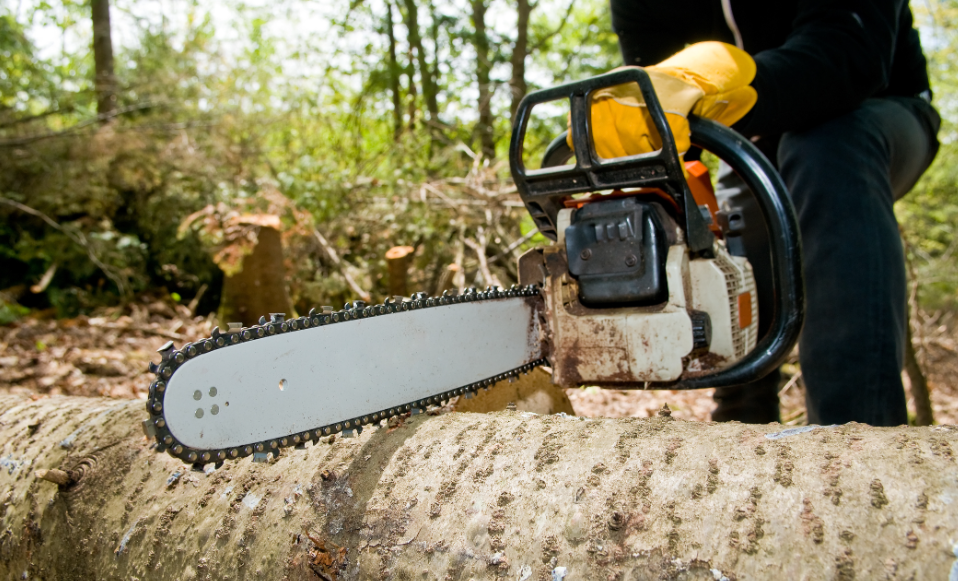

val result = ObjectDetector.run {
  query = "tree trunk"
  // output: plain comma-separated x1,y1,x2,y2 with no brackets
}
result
218,226,292,327
470,0,495,160
904,320,935,426
405,45,419,133
509,0,531,125
91,0,116,119
426,0,442,111
2,394,956,580
384,0,403,142
401,0,440,130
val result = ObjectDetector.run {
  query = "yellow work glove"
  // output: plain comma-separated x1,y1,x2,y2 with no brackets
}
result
570,41,757,160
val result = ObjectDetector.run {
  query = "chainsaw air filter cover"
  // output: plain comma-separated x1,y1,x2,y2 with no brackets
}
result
564,197,670,307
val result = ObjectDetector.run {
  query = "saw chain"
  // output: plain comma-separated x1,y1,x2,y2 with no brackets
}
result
143,285,546,466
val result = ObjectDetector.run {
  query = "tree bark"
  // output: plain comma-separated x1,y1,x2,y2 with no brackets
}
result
509,0,531,125
470,0,496,160
2,394,956,580
91,0,117,119
218,226,292,327
384,0,403,142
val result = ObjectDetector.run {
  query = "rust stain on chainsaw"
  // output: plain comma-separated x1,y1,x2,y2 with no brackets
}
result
680,352,730,380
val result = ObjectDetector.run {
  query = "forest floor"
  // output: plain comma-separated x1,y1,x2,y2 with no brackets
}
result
2,295,957,425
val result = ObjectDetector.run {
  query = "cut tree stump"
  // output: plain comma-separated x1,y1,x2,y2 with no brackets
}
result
1,394,956,580
218,226,292,327
385,246,415,298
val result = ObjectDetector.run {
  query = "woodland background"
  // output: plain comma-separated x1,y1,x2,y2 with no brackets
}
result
2,0,958,424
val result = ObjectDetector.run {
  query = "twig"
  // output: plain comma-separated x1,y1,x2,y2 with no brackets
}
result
313,229,371,303
464,228,502,288
488,228,539,265
35,469,74,486
187,284,208,317
30,262,57,294
0,106,74,129
96,323,186,341
453,226,466,292
420,183,462,213
783,408,806,426
529,0,577,52
0,197,127,296
777,370,802,398
0,101,161,147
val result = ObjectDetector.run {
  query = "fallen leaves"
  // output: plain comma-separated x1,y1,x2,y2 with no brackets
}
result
0,297,213,399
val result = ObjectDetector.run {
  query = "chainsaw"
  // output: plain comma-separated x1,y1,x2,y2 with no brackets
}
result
143,69,804,466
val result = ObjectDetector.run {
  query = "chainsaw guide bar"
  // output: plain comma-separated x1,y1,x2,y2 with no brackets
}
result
143,286,546,466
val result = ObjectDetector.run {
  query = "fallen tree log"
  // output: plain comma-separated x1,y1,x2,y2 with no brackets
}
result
1,394,956,580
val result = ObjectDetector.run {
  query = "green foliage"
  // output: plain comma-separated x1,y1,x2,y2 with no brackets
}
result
5,0,956,320
897,1,958,311
0,296,29,325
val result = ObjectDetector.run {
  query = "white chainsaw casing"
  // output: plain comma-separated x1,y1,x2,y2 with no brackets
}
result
531,239,757,387
688,246,759,362
541,245,694,386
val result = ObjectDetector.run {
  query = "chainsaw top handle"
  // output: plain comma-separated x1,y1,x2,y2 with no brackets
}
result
509,71,804,389
509,68,715,254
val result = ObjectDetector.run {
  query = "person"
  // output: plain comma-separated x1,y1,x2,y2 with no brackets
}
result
600,0,941,426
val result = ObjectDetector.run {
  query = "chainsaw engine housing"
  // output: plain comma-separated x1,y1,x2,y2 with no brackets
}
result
519,222,758,386
564,197,672,307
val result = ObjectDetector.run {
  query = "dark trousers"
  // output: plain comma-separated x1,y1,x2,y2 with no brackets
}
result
713,97,940,426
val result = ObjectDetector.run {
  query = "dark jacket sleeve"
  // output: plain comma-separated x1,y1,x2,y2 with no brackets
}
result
736,0,907,137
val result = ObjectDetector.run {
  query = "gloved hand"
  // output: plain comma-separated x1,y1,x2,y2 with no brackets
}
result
569,41,757,160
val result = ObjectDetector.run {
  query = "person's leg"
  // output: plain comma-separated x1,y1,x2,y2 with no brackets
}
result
778,98,938,426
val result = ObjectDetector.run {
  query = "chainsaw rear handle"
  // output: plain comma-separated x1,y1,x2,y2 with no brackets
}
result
676,117,804,388
509,68,715,254
510,72,804,388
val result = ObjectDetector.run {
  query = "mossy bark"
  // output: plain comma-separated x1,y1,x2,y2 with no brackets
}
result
1,394,956,581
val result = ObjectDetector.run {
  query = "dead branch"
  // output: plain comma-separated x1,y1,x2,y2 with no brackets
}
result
313,229,372,303
0,197,128,296
0,101,161,147
464,228,501,288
